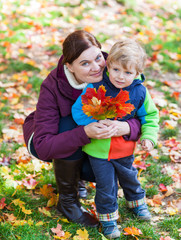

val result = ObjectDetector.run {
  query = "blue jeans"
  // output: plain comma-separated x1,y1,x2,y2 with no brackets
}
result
89,155,145,214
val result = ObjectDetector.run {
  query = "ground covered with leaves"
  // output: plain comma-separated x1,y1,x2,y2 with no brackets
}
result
0,0,181,239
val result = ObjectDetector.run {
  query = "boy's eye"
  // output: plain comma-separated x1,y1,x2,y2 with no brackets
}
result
126,71,131,74
96,55,102,61
113,68,119,71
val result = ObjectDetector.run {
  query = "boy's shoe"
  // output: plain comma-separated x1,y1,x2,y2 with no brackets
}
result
101,220,120,239
132,203,151,220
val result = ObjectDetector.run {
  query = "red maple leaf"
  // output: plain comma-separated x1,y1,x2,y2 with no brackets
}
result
0,198,7,210
81,85,135,120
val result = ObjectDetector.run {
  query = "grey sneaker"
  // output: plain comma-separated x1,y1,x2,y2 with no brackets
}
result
132,203,151,220
101,220,120,239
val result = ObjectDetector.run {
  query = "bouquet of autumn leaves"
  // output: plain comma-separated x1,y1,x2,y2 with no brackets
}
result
81,85,135,120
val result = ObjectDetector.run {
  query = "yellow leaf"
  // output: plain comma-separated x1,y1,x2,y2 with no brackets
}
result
54,232,72,239
36,221,44,226
38,207,51,217
47,194,57,207
166,207,178,215
84,26,94,32
59,218,69,223
21,206,32,215
0,166,10,176
12,199,25,207
18,49,24,54
73,228,89,240
27,219,34,225
0,103,5,109
13,220,27,226
10,97,19,105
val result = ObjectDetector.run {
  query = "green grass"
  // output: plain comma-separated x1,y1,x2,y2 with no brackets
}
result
0,60,40,74
27,76,43,94
158,155,171,163
158,216,181,239
161,127,178,139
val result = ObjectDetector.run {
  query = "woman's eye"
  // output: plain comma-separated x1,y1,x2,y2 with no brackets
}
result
113,68,119,71
126,71,131,74
82,62,89,66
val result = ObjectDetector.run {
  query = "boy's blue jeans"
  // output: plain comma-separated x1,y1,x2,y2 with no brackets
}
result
89,155,145,219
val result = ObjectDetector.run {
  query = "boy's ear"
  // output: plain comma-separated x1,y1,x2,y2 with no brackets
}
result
65,63,74,73
136,72,141,78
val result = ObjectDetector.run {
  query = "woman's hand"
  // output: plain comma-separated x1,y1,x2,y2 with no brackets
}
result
99,119,130,137
84,121,118,139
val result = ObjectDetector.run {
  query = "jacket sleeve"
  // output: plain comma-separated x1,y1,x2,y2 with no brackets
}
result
72,84,98,125
124,118,141,141
33,81,91,161
137,88,159,145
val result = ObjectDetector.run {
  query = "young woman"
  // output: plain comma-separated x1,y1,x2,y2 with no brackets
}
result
23,30,141,228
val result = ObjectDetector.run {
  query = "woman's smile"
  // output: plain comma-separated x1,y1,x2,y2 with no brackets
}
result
66,46,105,84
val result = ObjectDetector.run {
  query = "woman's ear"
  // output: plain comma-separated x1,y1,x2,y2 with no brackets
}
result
65,63,74,73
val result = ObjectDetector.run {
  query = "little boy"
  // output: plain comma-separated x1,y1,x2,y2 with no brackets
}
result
72,38,159,239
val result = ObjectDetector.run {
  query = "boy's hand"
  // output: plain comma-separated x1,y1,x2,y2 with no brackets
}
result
141,139,154,151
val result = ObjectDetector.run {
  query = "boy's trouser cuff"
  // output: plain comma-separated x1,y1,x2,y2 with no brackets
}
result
126,198,145,208
97,209,119,221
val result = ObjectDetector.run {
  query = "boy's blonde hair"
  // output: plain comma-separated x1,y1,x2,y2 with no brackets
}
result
107,38,147,74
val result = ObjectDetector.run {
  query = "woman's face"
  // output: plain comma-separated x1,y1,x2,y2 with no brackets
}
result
66,46,106,84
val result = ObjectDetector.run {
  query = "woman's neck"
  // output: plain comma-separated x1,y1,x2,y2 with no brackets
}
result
64,65,87,90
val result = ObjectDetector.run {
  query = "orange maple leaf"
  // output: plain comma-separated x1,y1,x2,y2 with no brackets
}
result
124,226,143,240
82,85,135,120
40,184,55,199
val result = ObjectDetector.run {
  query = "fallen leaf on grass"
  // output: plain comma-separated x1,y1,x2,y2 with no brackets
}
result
124,226,143,240
22,178,39,190
147,194,165,207
166,206,178,215
58,218,69,223
38,207,51,217
160,236,173,240
40,184,55,198
13,220,28,226
0,198,7,210
47,193,57,207
73,228,89,240
21,206,32,215
51,224,65,238
164,186,174,197
159,184,168,193
35,221,44,226
3,213,17,222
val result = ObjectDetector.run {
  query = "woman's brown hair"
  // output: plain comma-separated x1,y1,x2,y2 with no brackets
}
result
62,30,101,64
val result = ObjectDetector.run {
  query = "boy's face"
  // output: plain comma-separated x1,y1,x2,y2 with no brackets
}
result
107,62,138,89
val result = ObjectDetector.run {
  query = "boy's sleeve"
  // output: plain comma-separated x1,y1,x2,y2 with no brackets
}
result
137,88,159,145
72,84,98,126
